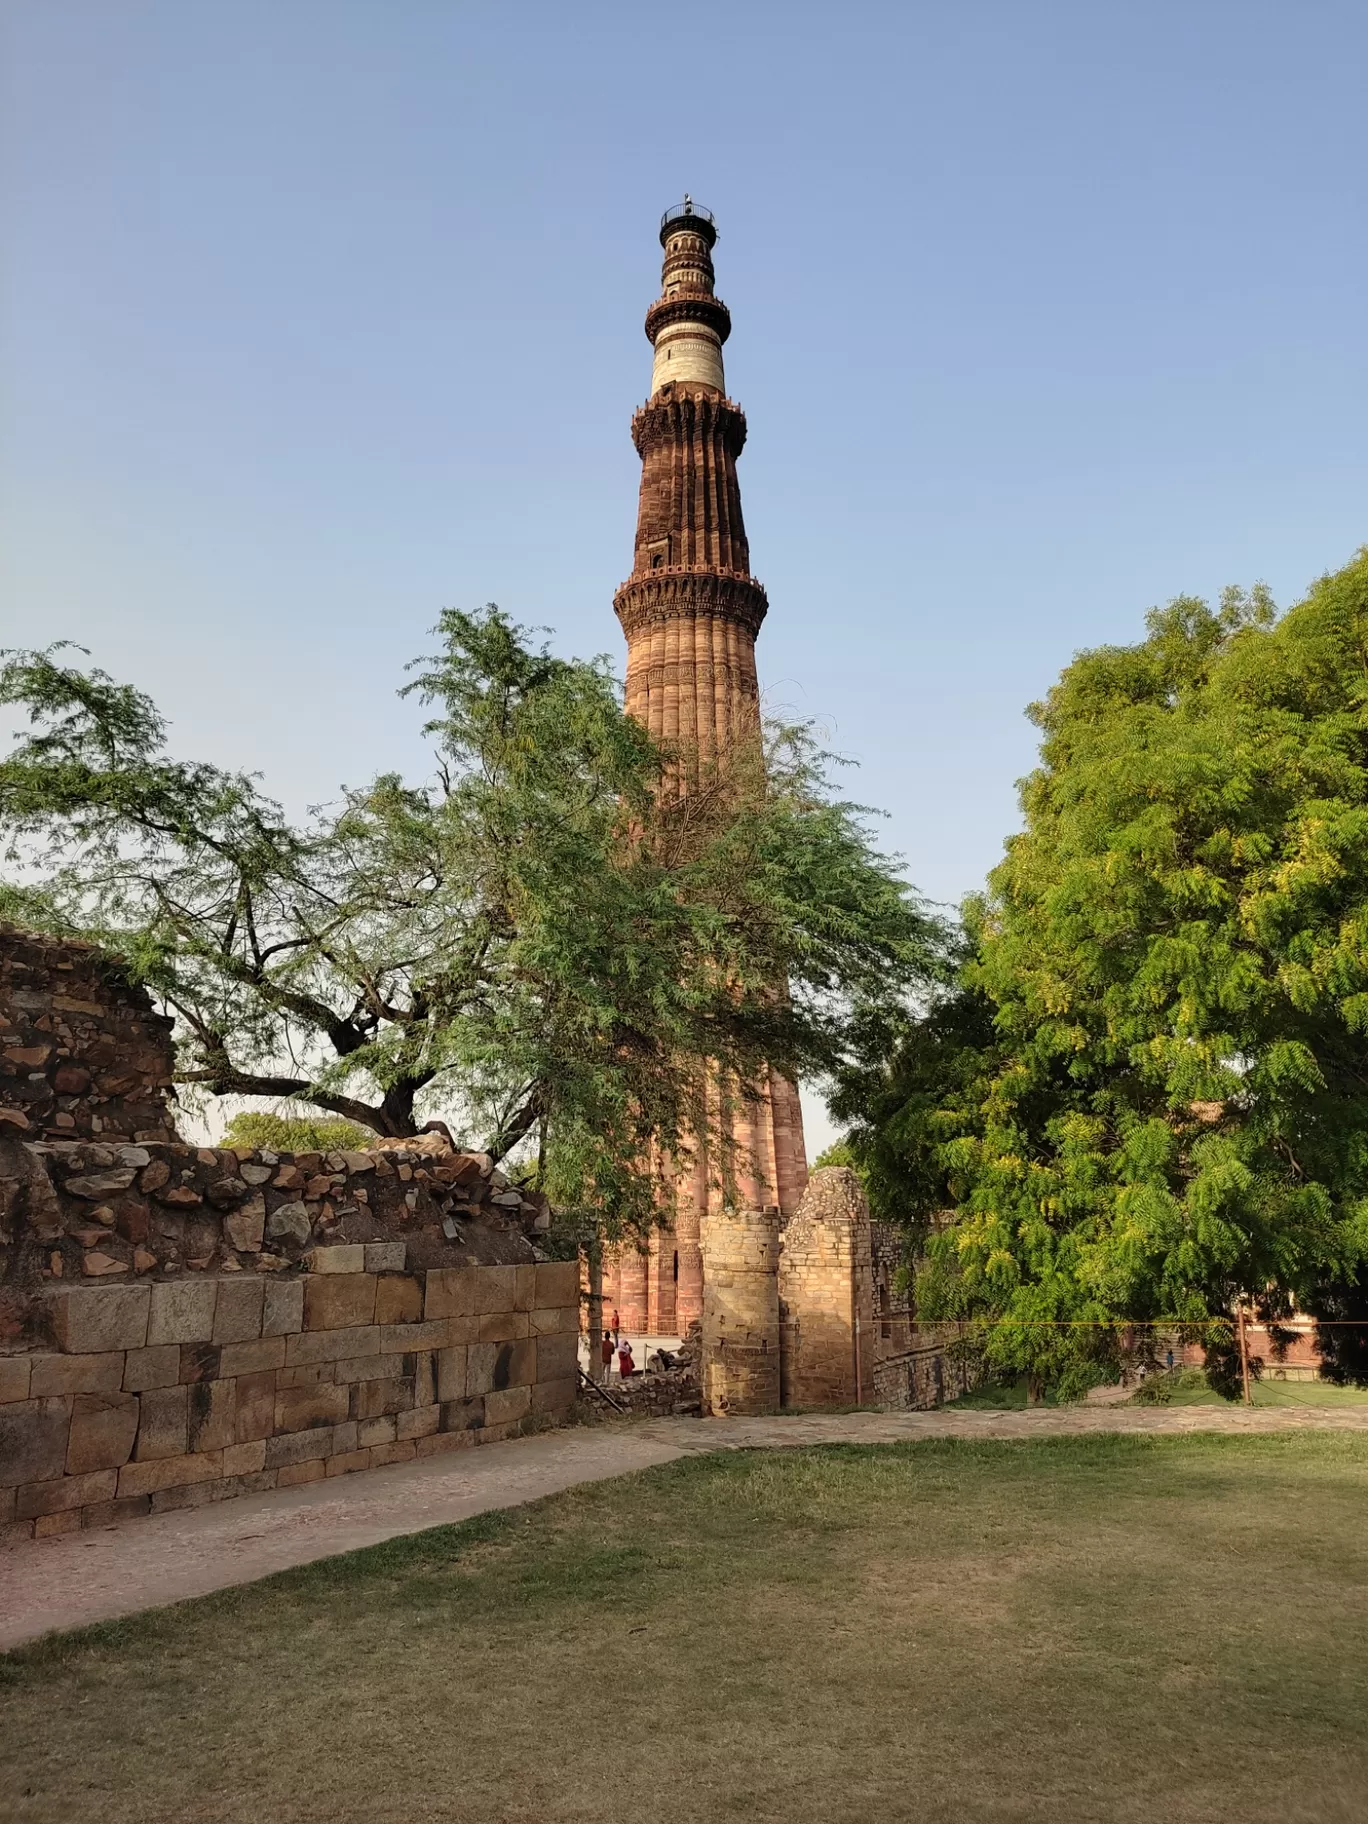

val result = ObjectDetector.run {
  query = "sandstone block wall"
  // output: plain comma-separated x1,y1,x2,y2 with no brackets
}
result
700,1204,780,1415
777,1168,873,1408
0,924,177,1145
0,1254,579,1542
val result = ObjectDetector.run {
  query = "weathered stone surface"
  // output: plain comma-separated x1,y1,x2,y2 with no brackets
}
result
275,1382,349,1432
234,1371,276,1444
424,1266,476,1320
147,1279,217,1347
472,1266,515,1316
535,1332,579,1381
435,1345,467,1402
284,1324,381,1366
212,1278,264,1344
530,1304,577,1336
374,1274,422,1326
363,1242,406,1274
531,1375,577,1416
265,1200,311,1246
440,1395,485,1432
222,1439,267,1477
264,1426,335,1468
118,1448,224,1498
50,1283,150,1353
178,1341,222,1383
484,1384,531,1426
29,1351,125,1397
135,1385,189,1460
66,1392,139,1473
224,1194,265,1252
63,1168,137,1199
122,1345,181,1392
187,1378,237,1453
262,1278,304,1338
467,1337,535,1396
380,1318,455,1353
81,1251,129,1277
308,1243,364,1275
275,1459,326,1487
396,1402,440,1440
239,1163,272,1186
477,1309,530,1343
217,1335,284,1377
0,1356,32,1403
205,1176,249,1209
303,1273,376,1332
0,1398,70,1486
350,1375,412,1421
18,1468,117,1518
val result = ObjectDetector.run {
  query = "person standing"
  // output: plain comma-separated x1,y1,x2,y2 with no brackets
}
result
617,1337,636,1379
600,1330,615,1379
611,1307,622,1344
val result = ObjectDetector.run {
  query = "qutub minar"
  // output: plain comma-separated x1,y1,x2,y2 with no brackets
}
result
603,201,809,1337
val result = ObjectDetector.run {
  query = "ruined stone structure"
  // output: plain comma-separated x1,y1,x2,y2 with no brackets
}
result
0,925,577,1540
604,202,808,1354
778,1167,874,1408
0,924,177,1146
700,1204,781,1416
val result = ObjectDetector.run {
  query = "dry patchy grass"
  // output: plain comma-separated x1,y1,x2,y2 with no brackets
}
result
3,1434,1367,1823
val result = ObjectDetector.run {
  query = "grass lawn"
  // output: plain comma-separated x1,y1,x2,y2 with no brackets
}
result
943,1374,1368,1411
3,1434,1368,1823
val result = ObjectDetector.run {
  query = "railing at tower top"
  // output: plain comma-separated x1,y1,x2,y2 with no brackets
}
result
661,201,716,233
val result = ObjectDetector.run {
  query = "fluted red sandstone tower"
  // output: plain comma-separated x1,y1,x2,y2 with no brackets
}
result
606,201,808,1339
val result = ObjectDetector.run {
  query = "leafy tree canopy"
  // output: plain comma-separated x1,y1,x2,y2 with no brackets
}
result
0,607,944,1233
834,551,1368,1392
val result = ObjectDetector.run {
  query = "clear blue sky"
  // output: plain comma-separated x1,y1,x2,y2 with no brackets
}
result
4,2,1365,1143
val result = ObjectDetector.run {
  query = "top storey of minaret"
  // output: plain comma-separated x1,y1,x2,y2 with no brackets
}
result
646,200,732,396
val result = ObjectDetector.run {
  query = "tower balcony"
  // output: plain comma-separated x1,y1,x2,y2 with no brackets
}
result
660,201,717,246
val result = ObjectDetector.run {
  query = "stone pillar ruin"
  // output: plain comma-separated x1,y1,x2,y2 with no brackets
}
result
699,1203,781,1415
777,1167,875,1409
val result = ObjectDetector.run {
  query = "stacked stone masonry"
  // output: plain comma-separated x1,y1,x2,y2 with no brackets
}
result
0,1253,579,1542
0,922,177,1146
0,921,578,1538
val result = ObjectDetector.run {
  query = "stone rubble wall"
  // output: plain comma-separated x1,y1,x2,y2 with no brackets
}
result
0,1254,580,1544
0,924,177,1145
0,1135,547,1328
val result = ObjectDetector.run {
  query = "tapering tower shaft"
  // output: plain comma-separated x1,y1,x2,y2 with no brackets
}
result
609,203,808,1339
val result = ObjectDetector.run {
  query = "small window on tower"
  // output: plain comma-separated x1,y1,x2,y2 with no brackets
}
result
651,554,663,568
672,1251,679,1283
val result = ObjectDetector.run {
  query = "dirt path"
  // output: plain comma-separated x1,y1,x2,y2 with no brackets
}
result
4,1401,1365,1651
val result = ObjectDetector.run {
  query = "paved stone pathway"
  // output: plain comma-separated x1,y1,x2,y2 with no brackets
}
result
4,1401,1365,1651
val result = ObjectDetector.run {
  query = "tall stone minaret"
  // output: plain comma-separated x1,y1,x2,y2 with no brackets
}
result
609,201,808,1338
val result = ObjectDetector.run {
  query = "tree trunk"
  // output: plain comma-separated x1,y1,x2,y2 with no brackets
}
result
585,1230,604,1383
1026,1373,1044,1407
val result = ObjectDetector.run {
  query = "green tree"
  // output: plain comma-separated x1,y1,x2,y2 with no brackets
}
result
218,1111,376,1154
836,552,1368,1393
0,608,944,1234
